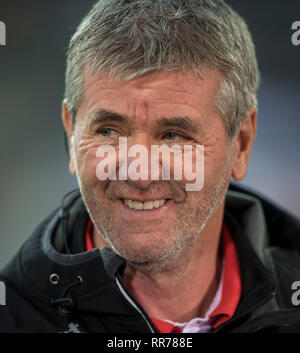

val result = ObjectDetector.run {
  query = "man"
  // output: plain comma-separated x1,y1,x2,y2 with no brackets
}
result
0,0,300,333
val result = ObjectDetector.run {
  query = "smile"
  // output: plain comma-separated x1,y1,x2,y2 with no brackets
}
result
122,199,167,210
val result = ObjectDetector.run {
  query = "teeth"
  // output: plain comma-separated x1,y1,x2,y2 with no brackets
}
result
123,199,167,210
143,201,154,210
153,200,160,208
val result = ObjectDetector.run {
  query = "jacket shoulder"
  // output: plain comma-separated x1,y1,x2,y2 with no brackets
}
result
266,246,300,310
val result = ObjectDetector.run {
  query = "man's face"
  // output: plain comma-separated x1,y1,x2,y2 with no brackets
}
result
68,69,236,267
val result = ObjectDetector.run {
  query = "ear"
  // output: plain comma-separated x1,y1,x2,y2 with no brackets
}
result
62,100,76,176
231,107,257,181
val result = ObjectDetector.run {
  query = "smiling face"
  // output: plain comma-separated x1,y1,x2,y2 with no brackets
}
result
63,68,253,269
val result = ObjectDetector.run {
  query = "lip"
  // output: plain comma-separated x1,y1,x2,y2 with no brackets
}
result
119,196,171,202
118,198,172,219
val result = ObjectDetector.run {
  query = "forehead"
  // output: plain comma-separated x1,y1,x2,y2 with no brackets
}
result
77,67,222,125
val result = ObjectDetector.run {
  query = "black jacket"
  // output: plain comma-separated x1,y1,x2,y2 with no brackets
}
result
1,184,300,333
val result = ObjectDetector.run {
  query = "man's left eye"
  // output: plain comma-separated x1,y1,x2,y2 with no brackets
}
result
162,132,189,141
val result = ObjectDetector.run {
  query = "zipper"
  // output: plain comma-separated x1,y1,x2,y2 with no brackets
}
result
115,275,157,333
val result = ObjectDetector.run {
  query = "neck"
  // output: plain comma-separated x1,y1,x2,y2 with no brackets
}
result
92,204,224,323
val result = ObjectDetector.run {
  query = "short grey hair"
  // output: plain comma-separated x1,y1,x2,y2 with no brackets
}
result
64,0,259,140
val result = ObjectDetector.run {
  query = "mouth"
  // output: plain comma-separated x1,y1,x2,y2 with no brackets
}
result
122,198,168,211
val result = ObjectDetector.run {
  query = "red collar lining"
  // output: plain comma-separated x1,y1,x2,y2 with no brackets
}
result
85,220,241,332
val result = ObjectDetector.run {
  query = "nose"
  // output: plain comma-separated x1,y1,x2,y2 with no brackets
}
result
126,178,153,191
123,133,154,190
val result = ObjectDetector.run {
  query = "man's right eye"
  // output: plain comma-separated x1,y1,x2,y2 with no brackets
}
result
97,128,114,137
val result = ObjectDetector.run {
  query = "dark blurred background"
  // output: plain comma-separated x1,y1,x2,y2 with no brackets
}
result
0,0,299,268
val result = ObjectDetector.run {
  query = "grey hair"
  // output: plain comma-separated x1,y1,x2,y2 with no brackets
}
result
64,0,259,140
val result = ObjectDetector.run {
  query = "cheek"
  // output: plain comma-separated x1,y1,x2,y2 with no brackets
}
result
205,150,233,187
76,140,109,186
168,147,224,191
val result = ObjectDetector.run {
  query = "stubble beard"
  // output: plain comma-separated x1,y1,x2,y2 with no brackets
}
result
73,142,233,274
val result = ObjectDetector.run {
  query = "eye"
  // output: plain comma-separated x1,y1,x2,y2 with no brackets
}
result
162,132,191,141
163,132,180,140
98,127,114,137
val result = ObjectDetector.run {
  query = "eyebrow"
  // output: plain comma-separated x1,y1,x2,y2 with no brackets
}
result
88,109,202,137
155,117,199,135
88,109,127,128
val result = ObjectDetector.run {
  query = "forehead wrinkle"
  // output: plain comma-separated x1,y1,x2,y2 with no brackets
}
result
134,101,150,130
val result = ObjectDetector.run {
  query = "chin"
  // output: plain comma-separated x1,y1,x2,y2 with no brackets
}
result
111,238,169,262
110,234,185,270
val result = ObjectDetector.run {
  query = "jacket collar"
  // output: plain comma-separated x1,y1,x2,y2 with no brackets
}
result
15,187,282,327
215,189,278,331
225,189,270,265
